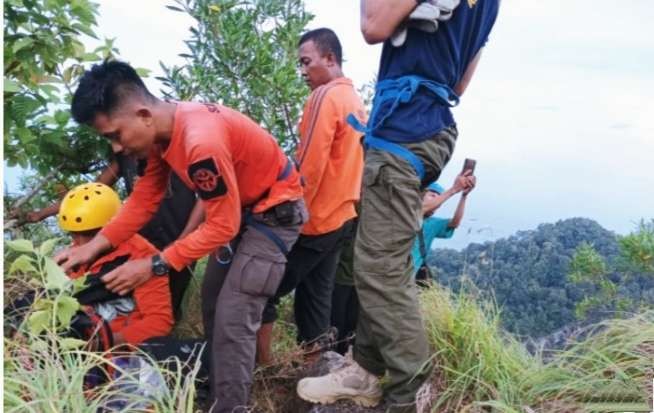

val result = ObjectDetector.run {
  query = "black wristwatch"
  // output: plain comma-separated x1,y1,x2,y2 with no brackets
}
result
151,254,170,276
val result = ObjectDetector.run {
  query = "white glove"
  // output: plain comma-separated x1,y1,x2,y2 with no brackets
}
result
391,0,461,47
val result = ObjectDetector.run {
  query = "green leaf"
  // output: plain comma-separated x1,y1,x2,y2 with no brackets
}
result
71,22,98,39
60,337,87,350
54,110,70,126
3,78,21,93
44,257,69,290
8,254,38,275
39,238,61,256
33,298,54,311
56,296,80,328
28,310,51,335
6,239,35,253
72,275,89,294
81,52,100,62
135,67,151,77
12,37,34,53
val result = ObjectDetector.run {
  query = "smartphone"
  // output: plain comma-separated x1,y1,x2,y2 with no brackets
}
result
462,158,476,174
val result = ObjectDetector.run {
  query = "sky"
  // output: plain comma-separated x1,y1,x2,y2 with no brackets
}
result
4,0,653,249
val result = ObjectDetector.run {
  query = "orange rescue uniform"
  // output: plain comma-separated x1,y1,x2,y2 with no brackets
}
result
100,102,304,271
296,77,365,235
69,234,173,345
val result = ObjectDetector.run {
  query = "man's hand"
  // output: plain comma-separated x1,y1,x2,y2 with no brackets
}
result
463,174,476,195
55,236,110,272
101,257,153,296
452,169,474,193
25,210,43,223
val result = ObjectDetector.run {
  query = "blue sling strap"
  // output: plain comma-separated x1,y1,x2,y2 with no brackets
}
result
347,75,459,181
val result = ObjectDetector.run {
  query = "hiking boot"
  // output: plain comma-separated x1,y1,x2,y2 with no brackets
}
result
296,357,382,407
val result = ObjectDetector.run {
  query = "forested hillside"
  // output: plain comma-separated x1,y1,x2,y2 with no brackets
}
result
428,218,654,337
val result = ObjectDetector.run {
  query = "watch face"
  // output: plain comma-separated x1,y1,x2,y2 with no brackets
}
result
152,256,169,275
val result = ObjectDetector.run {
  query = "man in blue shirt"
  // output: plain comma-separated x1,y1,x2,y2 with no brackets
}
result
413,173,475,285
298,1,499,411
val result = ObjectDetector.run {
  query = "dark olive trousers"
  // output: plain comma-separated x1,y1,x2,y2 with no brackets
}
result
353,127,457,412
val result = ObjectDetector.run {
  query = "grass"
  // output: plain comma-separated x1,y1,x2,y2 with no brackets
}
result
4,268,652,412
419,285,654,413
3,334,200,412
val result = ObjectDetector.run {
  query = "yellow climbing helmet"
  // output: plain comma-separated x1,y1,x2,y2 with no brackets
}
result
58,183,121,232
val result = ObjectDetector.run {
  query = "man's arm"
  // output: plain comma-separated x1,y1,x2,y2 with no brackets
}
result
421,171,471,214
24,160,121,223
56,154,169,272
100,152,170,248
177,201,205,240
447,194,467,229
360,0,418,44
161,142,241,271
447,174,475,228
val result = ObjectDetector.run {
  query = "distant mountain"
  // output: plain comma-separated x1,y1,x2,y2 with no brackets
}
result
427,217,648,337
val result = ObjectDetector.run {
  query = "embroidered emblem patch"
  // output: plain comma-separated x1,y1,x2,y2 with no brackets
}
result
188,158,227,199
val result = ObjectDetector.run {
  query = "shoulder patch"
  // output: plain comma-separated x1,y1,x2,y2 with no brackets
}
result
188,158,228,200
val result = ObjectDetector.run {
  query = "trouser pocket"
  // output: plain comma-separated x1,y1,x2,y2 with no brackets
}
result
236,252,285,298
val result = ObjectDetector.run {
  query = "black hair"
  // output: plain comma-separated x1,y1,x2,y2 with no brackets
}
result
71,60,156,125
299,28,343,66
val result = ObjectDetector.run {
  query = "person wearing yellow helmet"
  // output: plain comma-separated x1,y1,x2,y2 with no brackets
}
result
57,183,174,348
21,153,200,321
58,182,121,234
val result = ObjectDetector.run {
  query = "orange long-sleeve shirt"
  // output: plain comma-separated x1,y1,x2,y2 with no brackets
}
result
296,77,365,235
69,234,173,345
101,102,303,270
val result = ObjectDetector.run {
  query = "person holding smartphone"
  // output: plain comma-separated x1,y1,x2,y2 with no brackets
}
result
414,169,476,285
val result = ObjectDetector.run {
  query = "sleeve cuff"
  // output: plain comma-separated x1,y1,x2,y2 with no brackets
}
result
162,246,189,272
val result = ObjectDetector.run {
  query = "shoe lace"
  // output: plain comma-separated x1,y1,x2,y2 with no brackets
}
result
331,361,361,382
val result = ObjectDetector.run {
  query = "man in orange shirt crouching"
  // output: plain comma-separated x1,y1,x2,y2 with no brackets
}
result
56,61,306,413
259,28,366,363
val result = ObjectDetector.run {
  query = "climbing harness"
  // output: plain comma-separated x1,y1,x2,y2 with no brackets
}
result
347,75,459,182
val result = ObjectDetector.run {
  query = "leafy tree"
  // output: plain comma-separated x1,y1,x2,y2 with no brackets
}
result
159,0,313,151
3,0,146,229
427,218,644,337
569,220,654,319
3,0,117,174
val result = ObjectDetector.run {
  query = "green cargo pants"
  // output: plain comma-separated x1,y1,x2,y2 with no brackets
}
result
353,126,457,412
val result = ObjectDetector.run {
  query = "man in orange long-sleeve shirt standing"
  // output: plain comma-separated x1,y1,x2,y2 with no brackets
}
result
55,61,307,413
259,28,366,363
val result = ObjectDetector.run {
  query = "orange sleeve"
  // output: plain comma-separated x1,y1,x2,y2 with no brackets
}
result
100,150,169,247
162,138,241,271
119,274,173,345
297,93,339,208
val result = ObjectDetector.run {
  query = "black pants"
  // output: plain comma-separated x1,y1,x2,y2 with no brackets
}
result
262,219,354,344
169,265,194,321
330,283,359,355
